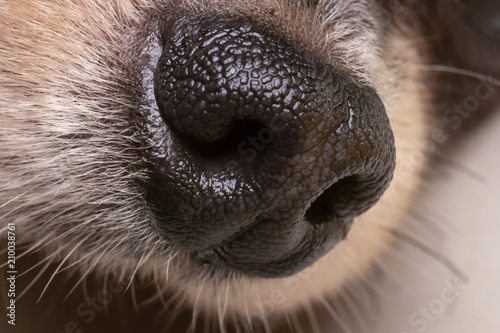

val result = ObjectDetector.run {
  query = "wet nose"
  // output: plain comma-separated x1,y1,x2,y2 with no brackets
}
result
148,18,395,277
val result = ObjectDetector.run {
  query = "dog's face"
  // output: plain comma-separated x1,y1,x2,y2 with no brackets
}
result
1,0,499,331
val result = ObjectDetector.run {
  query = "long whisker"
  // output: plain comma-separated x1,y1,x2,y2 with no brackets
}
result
288,309,306,333
37,238,87,302
411,64,500,85
188,278,205,333
62,243,116,302
340,288,370,333
304,302,322,333
382,227,468,283
318,296,353,333
17,255,56,300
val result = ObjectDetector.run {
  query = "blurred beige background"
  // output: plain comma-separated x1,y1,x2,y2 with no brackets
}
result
369,108,500,333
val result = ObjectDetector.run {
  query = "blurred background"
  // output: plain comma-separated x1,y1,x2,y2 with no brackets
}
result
368,106,500,333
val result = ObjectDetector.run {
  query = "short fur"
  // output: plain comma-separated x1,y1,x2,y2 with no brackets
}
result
1,0,498,332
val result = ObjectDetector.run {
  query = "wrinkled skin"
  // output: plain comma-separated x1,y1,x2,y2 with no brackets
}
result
146,17,395,277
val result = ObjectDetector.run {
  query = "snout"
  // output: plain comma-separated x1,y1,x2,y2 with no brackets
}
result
145,18,395,277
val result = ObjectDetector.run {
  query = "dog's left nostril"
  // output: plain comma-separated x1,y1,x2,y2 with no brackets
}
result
147,17,396,277
305,176,360,225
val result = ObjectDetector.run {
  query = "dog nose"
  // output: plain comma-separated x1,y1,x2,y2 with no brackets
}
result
148,18,395,277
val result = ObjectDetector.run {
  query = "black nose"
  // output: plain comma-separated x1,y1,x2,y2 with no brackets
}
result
147,18,395,277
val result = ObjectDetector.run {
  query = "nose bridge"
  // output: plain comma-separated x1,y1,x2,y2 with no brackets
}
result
148,17,395,274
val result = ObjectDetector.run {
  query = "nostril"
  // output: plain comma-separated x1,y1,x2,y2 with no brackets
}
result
180,118,267,160
305,176,360,225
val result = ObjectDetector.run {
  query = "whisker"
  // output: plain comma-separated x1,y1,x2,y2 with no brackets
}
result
161,293,188,333
415,204,462,235
17,255,56,300
0,193,31,220
345,281,374,319
304,302,321,333
288,309,306,333
62,256,98,302
242,288,253,330
125,243,157,292
383,227,468,283
188,279,205,333
411,64,500,85
221,283,230,327
37,238,86,303
217,284,227,333
130,278,139,313
340,288,369,333
0,236,49,269
255,286,272,333
102,271,110,313
15,246,63,278
440,156,488,184
318,296,353,333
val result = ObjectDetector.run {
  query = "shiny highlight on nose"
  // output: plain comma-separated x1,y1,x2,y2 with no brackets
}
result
144,17,395,277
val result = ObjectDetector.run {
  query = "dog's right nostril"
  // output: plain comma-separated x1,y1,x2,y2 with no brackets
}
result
147,17,396,277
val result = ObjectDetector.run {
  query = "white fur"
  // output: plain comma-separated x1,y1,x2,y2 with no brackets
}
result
0,0,434,330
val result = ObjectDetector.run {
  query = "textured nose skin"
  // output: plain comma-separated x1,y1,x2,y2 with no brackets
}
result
147,18,395,277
